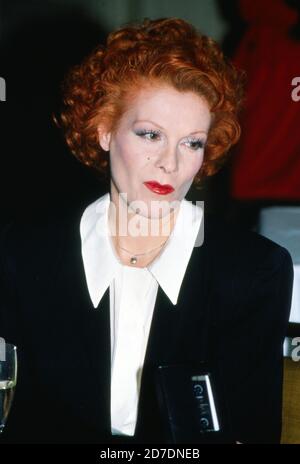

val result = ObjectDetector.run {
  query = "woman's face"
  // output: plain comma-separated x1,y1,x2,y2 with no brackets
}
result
98,84,211,219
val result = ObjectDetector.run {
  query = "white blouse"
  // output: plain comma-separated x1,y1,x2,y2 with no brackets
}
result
80,192,203,436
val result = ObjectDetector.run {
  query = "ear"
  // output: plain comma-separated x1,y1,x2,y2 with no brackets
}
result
97,126,111,152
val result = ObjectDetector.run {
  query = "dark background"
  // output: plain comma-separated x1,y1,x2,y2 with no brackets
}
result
0,0,299,226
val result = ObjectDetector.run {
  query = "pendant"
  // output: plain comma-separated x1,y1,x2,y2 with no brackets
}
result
130,256,137,265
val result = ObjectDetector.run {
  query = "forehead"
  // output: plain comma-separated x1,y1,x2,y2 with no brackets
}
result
122,84,211,129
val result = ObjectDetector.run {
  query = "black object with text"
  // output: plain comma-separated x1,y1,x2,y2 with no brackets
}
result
155,363,233,444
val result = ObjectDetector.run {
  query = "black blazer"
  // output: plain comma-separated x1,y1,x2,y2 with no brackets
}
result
0,205,294,444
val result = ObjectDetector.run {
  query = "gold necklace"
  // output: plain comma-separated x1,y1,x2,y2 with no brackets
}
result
117,238,169,265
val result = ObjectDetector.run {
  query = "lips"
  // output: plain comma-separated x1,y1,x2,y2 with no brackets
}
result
143,181,175,195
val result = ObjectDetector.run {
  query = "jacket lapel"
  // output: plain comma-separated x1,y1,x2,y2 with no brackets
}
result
70,219,112,438
40,212,112,439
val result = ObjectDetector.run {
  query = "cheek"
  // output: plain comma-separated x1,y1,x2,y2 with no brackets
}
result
182,153,204,180
110,138,141,176
195,151,205,170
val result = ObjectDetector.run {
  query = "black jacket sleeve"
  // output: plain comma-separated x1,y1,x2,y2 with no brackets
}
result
215,245,294,444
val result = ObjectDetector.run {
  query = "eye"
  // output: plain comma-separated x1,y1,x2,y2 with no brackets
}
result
185,138,205,151
135,129,161,141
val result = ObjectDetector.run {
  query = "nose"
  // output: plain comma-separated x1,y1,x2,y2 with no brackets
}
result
154,144,179,174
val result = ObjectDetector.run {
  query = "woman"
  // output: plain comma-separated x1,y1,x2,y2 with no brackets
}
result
0,17,294,444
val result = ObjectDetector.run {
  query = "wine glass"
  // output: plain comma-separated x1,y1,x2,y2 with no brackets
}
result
0,342,17,433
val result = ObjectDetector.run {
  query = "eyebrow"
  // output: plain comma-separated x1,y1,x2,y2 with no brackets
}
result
133,119,208,136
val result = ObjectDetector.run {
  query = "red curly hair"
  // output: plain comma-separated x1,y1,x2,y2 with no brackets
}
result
55,17,245,187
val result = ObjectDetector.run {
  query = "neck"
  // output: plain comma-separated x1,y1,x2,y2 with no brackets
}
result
108,184,180,256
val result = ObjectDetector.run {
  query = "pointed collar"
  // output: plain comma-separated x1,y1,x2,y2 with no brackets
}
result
80,192,203,308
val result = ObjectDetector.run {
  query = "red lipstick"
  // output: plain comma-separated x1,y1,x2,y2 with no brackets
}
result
143,181,175,195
